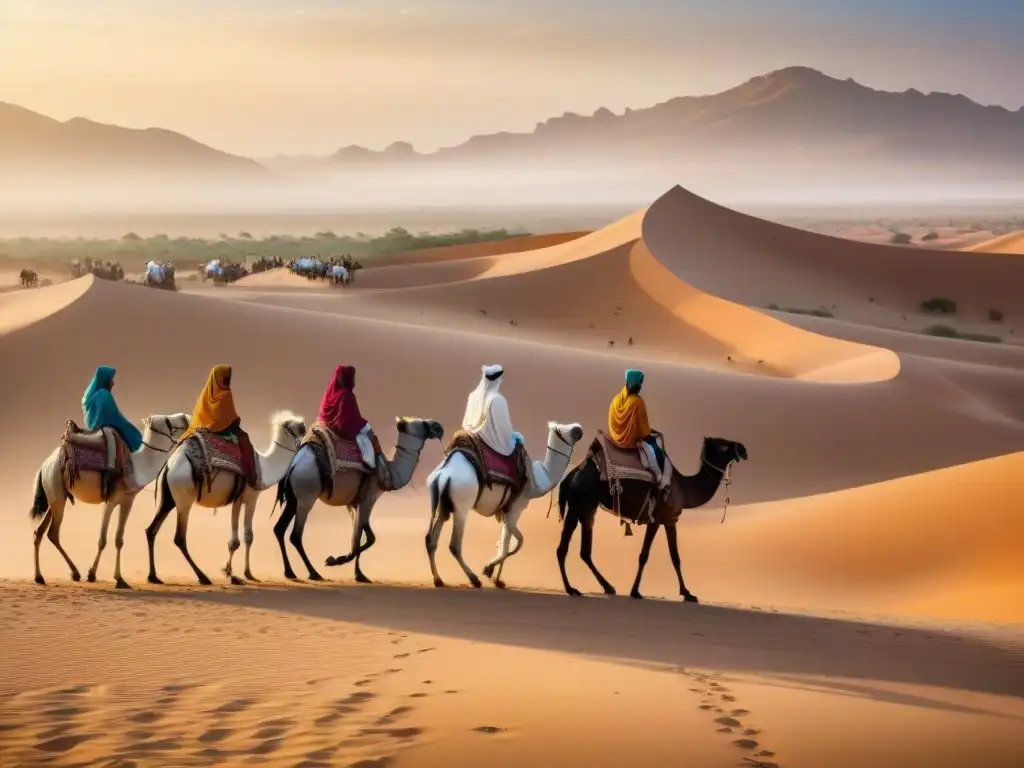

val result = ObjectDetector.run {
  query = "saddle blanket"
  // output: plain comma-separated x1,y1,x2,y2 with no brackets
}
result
60,422,135,492
182,429,257,489
302,424,390,493
590,430,660,486
445,430,529,493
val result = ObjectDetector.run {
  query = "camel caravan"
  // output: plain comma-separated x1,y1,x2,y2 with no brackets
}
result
29,363,747,602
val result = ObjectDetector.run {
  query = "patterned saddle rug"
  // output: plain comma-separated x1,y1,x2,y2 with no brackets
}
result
444,430,531,510
181,428,259,498
301,424,391,495
588,430,671,528
60,420,135,496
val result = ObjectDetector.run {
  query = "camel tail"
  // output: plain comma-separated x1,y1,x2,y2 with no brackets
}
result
271,467,292,519
556,466,577,523
429,474,452,525
30,470,48,520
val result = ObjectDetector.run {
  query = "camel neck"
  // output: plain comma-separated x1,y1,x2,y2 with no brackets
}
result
678,457,726,509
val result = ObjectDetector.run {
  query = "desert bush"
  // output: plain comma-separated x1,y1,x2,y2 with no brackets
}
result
768,305,834,318
921,230,940,241
920,297,957,314
988,308,1004,322
922,324,1001,343
890,232,913,245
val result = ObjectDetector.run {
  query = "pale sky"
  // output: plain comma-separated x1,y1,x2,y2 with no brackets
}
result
1,0,1021,157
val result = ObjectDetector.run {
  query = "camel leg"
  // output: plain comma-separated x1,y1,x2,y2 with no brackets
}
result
580,515,616,595
32,510,53,586
351,498,377,584
87,499,117,583
46,503,81,582
556,510,582,597
425,506,448,588
481,522,511,582
242,496,260,582
488,501,527,589
223,498,244,585
289,496,324,582
630,524,660,599
447,507,481,588
145,477,177,585
111,497,134,589
665,524,698,603
272,496,299,580
173,502,212,585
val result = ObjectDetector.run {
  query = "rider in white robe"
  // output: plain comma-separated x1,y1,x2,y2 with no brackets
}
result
462,364,523,457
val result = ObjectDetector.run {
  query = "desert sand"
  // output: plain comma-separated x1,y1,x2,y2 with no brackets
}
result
965,230,1024,255
2,186,1023,767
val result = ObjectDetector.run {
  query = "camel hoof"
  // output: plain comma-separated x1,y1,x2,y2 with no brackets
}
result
308,573,325,582
470,577,482,589
70,571,81,583
34,575,46,586
86,571,97,583
494,580,506,590
567,587,582,597
197,575,213,586
147,575,163,585
115,579,131,590
630,590,644,600
433,578,445,588
604,587,617,596
324,556,337,567
481,564,495,579
354,573,371,585
230,575,245,586
683,593,700,604
244,573,260,583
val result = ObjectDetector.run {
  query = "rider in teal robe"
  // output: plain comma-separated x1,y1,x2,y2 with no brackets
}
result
82,366,143,451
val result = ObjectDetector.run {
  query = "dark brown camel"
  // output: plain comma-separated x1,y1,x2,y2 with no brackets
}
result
555,436,747,602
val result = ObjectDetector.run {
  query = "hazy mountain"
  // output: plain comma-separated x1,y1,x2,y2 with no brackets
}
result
321,66,1024,181
0,102,266,178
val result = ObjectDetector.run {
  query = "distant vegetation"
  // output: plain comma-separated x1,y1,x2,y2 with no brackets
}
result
889,232,913,245
988,308,1004,322
920,297,957,314
920,230,940,241
0,226,528,271
922,324,1002,343
765,303,835,318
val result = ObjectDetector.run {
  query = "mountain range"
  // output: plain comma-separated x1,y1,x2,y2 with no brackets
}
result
3,66,1023,184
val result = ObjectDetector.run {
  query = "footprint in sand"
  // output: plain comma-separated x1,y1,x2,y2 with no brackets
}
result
733,738,759,750
393,653,410,659
198,727,233,744
473,726,505,734
714,717,742,728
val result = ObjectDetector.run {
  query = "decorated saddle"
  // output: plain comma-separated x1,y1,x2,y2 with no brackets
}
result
587,430,670,528
180,428,259,497
301,423,391,494
61,420,135,496
443,430,531,508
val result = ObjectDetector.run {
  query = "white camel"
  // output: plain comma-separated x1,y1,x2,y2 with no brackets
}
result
145,410,306,586
425,421,584,589
30,413,191,588
273,417,445,583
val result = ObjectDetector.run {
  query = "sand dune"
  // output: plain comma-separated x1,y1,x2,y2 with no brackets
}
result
965,230,1024,255
2,186,1023,767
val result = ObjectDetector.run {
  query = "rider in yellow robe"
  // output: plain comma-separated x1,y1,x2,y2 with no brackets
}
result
608,369,670,494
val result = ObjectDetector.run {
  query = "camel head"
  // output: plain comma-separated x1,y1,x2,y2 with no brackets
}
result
141,413,191,447
548,422,585,446
702,437,748,469
271,410,307,447
396,417,445,442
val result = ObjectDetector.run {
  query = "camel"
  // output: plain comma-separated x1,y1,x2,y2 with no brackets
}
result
556,435,748,602
29,413,191,588
20,269,38,288
425,422,584,589
145,411,307,586
273,417,445,583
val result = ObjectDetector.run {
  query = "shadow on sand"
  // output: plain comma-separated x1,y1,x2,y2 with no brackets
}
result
109,582,1024,709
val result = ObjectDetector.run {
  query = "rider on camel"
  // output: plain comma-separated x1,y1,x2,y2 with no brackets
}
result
317,365,376,468
181,365,258,487
462,364,523,456
607,369,671,497
81,365,143,452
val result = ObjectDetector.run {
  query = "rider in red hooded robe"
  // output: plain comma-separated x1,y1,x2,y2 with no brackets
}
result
317,365,376,467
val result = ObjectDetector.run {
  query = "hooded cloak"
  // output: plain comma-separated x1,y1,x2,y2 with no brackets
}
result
81,365,143,451
182,364,240,442
317,365,367,439
607,369,652,448
462,364,517,456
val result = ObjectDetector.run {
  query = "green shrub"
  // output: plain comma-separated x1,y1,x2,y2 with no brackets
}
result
890,232,913,244
922,324,1001,343
920,297,957,314
921,230,940,241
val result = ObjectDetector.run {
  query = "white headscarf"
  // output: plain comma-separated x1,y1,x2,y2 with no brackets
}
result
462,364,517,455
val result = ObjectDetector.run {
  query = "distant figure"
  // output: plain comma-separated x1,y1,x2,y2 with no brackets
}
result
81,365,143,452
181,365,257,487
462,364,523,456
607,369,670,496
317,365,376,468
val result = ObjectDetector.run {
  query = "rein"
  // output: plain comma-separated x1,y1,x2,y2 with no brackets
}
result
701,450,735,524
142,417,183,453
544,427,576,518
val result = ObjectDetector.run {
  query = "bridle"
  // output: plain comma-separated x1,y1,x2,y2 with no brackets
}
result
274,423,303,453
142,416,183,453
548,426,576,460
701,442,738,524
